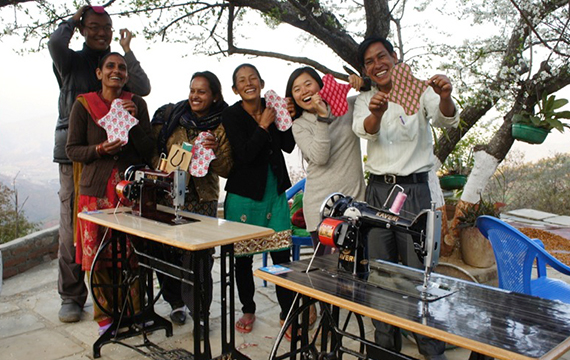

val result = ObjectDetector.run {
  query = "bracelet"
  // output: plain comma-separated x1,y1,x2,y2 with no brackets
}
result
96,143,106,156
259,124,269,132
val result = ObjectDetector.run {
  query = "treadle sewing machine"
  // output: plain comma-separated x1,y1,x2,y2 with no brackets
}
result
116,165,191,225
255,188,570,360
316,187,452,301
79,164,273,359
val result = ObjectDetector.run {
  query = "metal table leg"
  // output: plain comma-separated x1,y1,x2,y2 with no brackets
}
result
91,232,172,358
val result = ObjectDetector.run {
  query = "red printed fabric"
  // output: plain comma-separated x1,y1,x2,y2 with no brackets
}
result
388,62,429,116
190,131,217,177
264,89,293,131
319,74,351,117
96,98,139,144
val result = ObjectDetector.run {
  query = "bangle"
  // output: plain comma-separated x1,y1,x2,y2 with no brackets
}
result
96,144,106,156
259,124,269,132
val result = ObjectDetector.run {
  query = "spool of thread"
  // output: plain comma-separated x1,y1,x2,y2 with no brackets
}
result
389,191,407,214
159,158,167,172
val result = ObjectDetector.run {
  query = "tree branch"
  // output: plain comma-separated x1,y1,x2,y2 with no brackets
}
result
364,0,390,39
227,46,349,80
0,0,34,6
227,0,365,69
508,0,570,57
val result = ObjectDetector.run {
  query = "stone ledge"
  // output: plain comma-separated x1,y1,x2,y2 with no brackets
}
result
0,226,59,280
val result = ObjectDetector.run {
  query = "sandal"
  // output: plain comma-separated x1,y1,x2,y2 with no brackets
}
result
280,319,301,342
236,313,256,334
309,304,317,329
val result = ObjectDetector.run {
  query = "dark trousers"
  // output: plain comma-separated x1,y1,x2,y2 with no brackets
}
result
235,249,294,320
154,244,213,320
58,163,88,307
366,176,446,357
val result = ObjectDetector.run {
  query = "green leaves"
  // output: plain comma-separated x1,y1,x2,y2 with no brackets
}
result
513,93,570,133
457,195,503,228
0,181,39,244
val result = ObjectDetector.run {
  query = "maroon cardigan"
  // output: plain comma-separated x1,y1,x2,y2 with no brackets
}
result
66,94,154,197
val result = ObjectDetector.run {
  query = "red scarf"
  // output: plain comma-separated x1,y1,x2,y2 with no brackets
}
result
77,91,133,122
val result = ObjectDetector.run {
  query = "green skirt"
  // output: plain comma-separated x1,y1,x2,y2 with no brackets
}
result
225,167,292,256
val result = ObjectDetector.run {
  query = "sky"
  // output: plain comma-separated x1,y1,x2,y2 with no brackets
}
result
0,4,569,185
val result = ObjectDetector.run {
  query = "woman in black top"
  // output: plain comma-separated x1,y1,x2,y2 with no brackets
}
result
222,63,295,335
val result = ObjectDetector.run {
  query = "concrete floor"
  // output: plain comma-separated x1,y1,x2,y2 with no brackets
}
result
1,251,570,360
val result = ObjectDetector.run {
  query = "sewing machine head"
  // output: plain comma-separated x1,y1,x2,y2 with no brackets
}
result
317,193,441,284
116,166,188,225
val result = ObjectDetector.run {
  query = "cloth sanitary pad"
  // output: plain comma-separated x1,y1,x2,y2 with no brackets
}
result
96,98,139,144
264,90,293,131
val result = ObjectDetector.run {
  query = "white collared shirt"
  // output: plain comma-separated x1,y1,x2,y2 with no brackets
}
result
353,86,459,176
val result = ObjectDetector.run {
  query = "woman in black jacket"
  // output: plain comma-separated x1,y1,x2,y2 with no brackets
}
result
222,63,295,336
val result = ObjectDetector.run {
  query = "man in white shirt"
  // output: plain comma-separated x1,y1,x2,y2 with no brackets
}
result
352,36,459,360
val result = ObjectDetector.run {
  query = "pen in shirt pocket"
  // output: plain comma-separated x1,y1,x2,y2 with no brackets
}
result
399,116,406,125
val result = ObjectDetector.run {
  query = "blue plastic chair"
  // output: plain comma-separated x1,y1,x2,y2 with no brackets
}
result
262,178,313,286
285,178,314,260
477,215,570,303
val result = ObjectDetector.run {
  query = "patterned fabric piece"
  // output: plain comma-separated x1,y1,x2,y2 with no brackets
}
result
319,74,351,116
264,89,293,131
190,131,217,177
96,98,139,144
388,62,429,115
234,229,292,256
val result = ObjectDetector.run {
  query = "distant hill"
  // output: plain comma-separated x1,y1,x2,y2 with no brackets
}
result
0,114,60,228
0,174,59,229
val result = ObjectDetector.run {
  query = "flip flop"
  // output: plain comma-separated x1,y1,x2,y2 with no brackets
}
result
309,304,317,329
236,314,256,334
280,319,301,342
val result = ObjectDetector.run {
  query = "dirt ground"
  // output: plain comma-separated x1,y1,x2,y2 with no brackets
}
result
519,227,570,266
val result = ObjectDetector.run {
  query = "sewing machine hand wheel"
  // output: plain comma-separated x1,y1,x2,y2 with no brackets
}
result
319,193,348,219
90,236,160,320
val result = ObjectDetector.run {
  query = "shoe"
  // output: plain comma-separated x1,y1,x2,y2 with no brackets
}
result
58,300,82,323
235,313,255,334
170,306,187,325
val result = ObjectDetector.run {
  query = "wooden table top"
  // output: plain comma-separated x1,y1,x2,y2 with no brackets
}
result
78,206,274,251
255,255,570,360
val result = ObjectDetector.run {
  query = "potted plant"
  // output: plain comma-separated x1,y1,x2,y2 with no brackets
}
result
439,148,473,190
512,93,570,144
457,196,505,268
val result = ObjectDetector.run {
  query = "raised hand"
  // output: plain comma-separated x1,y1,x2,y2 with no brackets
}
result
428,74,453,99
119,29,133,53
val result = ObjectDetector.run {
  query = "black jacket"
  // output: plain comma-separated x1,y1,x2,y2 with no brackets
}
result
48,18,151,163
222,101,295,201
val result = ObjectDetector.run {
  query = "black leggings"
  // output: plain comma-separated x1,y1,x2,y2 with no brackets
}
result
235,249,294,320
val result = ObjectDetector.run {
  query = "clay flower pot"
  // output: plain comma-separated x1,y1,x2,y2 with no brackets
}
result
460,227,495,268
